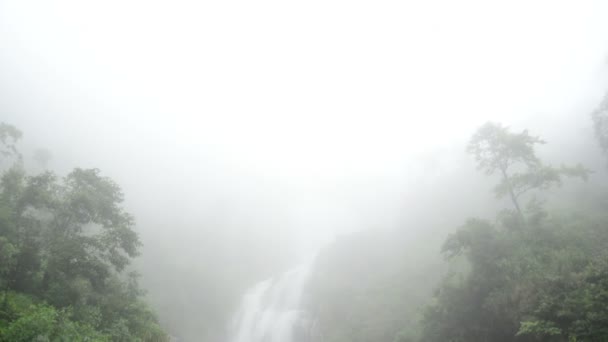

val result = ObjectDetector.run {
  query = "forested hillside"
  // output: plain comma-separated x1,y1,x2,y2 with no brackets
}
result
0,123,167,341
308,112,608,342
306,227,445,342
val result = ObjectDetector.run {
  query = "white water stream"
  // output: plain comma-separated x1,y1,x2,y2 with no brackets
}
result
230,258,315,342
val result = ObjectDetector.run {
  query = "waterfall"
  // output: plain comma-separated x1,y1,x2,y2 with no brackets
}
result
230,258,315,342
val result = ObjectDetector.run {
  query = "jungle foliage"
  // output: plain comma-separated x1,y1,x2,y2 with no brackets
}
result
0,122,167,342
414,122,606,342
310,118,608,342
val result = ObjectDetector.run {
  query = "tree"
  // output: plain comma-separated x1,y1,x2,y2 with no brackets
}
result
0,123,22,165
467,122,587,223
591,94,608,162
416,123,606,342
0,122,167,341
423,212,608,342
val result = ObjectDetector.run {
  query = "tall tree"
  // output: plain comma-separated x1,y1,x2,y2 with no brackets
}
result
418,123,607,342
592,94,608,162
0,122,167,341
0,123,22,165
467,122,587,223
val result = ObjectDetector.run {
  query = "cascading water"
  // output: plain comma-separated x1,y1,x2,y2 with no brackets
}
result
230,258,316,342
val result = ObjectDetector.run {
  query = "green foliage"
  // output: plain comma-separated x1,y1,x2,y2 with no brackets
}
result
414,122,606,342
2,302,58,342
312,121,608,342
0,292,111,342
517,320,562,338
420,210,608,342
0,237,17,289
0,122,167,342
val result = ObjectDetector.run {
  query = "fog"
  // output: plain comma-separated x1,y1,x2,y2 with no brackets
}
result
1,0,608,341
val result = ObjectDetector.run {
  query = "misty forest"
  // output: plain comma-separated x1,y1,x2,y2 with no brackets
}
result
2,1,608,342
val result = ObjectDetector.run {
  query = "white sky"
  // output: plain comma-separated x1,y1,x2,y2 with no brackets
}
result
1,0,608,253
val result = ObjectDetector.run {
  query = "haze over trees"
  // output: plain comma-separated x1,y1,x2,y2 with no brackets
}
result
418,122,601,342
1,1,608,341
592,94,608,161
306,115,608,342
0,123,167,341
3,112,607,342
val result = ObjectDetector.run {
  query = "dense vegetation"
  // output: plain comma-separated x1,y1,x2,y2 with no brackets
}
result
0,123,167,341
3,106,607,342
413,121,606,342
309,113,608,342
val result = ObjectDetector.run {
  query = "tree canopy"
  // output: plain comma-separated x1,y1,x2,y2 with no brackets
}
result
467,122,588,224
415,123,605,342
592,94,608,162
0,122,167,342
307,119,608,342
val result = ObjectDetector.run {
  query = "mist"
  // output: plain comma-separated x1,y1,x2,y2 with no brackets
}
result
1,1,608,341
